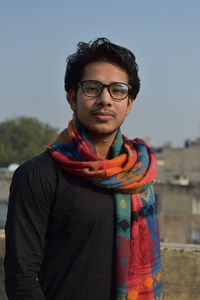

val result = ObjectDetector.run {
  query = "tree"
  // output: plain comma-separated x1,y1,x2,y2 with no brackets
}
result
0,117,59,167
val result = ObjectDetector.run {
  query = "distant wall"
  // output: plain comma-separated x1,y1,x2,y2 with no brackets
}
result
1,231,200,300
0,173,12,202
161,243,200,300
0,173,12,228
0,231,6,300
155,183,200,244
156,143,200,183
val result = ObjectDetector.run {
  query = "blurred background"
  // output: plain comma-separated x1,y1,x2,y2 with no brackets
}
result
1,2,200,298
1,0,200,243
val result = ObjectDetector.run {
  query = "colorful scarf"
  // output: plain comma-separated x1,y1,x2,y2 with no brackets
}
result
47,117,163,300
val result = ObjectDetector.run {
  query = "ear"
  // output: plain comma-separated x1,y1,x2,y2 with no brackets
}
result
67,89,77,112
126,96,134,116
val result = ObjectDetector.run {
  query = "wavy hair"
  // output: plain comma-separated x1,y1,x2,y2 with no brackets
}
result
64,37,140,99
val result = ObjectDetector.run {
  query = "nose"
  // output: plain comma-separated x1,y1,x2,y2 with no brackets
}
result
96,86,113,106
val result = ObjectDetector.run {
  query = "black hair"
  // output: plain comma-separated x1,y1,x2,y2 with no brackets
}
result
64,37,140,99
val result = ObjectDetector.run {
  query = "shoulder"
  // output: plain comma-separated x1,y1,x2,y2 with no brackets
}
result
132,138,156,156
123,135,148,147
12,152,60,191
123,135,153,152
132,138,150,148
15,151,55,173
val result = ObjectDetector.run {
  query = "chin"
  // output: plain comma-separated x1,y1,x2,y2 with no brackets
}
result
88,126,118,138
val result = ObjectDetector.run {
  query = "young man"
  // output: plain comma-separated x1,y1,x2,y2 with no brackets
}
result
4,38,162,300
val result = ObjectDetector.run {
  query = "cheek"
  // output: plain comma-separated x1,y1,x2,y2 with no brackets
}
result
125,100,133,116
118,103,130,118
76,100,92,116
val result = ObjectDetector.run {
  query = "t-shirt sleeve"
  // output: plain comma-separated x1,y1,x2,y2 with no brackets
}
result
4,157,56,300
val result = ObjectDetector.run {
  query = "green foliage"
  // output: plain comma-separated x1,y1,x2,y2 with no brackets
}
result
0,117,58,167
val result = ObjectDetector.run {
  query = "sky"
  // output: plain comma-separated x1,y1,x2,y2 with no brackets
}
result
0,0,200,147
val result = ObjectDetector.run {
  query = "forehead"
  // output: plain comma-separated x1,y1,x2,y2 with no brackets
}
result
82,61,129,83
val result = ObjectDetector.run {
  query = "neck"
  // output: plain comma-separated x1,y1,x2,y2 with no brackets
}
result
89,132,117,159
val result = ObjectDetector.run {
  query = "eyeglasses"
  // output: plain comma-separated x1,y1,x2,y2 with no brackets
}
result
77,80,132,101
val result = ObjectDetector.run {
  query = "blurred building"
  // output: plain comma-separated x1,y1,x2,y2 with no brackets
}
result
154,138,200,244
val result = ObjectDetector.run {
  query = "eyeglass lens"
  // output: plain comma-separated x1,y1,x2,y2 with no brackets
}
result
82,81,129,100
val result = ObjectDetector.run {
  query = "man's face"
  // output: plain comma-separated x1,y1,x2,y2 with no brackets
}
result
68,61,133,141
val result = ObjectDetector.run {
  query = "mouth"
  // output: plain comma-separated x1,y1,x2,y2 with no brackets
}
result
92,110,115,117
92,111,115,121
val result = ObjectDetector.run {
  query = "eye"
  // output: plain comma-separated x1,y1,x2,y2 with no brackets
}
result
82,81,102,96
85,85,99,92
112,87,124,94
111,84,128,95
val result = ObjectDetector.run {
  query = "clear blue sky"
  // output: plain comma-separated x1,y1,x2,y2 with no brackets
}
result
1,0,200,146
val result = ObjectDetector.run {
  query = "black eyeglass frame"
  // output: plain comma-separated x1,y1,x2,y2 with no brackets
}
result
77,80,132,101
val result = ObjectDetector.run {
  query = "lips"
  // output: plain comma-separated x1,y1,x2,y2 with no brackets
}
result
92,113,114,122
92,110,115,117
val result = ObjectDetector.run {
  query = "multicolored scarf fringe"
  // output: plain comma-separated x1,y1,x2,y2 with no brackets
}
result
47,117,163,300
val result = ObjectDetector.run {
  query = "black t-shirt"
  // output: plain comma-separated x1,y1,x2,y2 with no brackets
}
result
4,152,115,300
